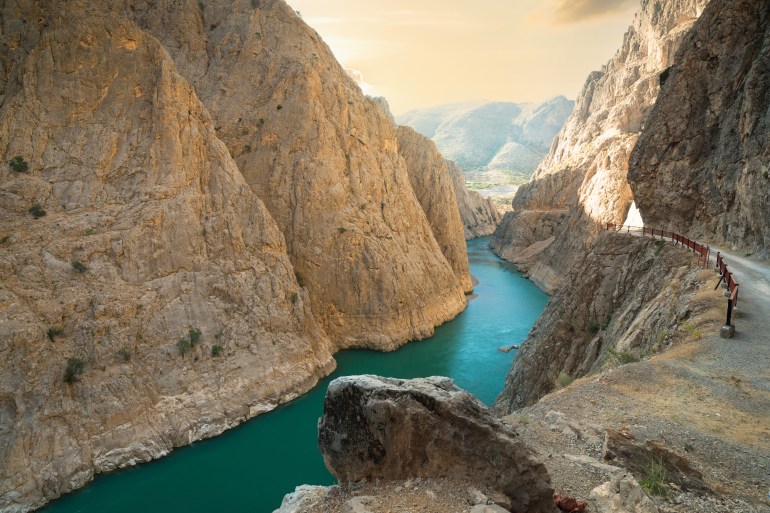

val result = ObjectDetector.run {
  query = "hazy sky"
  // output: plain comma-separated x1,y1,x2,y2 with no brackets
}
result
287,0,638,115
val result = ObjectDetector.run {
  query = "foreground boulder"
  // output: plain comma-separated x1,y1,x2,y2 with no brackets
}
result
317,376,556,513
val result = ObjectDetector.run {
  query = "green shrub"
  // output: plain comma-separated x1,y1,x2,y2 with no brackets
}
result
290,292,299,304
176,338,192,355
64,357,85,383
680,321,702,339
601,314,612,331
117,348,131,362
188,327,202,345
28,203,46,218
654,240,665,255
555,371,573,389
71,260,88,273
8,156,28,173
0,235,9,244
684,443,695,453
211,344,223,357
588,320,600,335
47,326,64,341
639,457,668,496
209,23,217,30
294,271,305,287
607,347,640,365
84,228,94,236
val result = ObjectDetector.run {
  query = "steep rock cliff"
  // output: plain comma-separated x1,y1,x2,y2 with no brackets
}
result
494,233,708,412
396,126,473,292
130,0,468,349
447,161,502,239
492,0,709,293
0,12,334,512
629,0,770,258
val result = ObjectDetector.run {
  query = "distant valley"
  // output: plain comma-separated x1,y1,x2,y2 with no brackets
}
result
397,97,574,209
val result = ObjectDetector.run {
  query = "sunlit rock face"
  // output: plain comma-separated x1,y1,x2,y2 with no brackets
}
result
629,0,770,258
491,0,709,293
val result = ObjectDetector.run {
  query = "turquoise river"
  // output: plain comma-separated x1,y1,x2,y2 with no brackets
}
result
41,237,549,513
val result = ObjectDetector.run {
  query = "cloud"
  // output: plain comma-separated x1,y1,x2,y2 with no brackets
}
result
345,68,377,96
550,0,637,24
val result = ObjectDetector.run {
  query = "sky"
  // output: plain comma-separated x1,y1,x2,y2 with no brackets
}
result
287,0,639,115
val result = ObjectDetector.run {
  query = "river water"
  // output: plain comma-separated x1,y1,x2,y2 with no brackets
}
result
41,237,548,513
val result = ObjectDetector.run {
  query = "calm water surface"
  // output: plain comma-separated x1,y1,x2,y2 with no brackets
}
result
41,237,548,513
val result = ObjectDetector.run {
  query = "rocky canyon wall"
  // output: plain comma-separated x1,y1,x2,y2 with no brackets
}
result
491,0,709,293
0,0,473,511
447,160,502,239
629,0,770,258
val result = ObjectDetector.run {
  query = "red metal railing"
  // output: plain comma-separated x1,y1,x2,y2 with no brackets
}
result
606,223,740,327
606,224,711,268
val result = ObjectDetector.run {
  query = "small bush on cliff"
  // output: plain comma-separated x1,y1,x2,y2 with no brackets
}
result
117,348,131,362
64,357,85,383
188,327,202,345
9,155,29,173
607,347,640,366
588,320,600,335
47,326,64,341
71,260,88,273
28,203,46,218
176,338,192,356
211,344,223,357
555,372,574,389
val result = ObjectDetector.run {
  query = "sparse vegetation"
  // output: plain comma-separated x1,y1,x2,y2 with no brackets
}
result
211,344,223,357
555,372,574,389
684,442,695,453
28,203,46,218
8,155,29,173
588,320,600,335
337,227,347,234
71,260,88,273
295,271,305,287
654,240,665,255
244,144,252,152
209,23,217,30
0,235,9,244
290,292,299,304
64,357,85,383
607,347,640,365
601,314,612,331
680,321,702,340
176,338,192,355
47,326,64,341
117,348,131,362
84,228,95,236
639,457,668,496
188,327,202,345
276,104,283,110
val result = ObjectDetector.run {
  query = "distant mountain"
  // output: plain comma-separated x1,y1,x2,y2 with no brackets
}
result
397,97,574,178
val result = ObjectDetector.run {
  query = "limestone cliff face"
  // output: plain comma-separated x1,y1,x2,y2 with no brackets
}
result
629,0,770,258
0,11,335,512
396,126,473,292
130,0,468,349
492,0,709,293
447,160,502,239
494,233,706,413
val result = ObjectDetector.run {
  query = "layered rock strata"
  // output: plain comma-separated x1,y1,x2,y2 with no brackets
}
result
0,12,335,512
131,0,468,349
317,376,556,513
494,233,707,412
491,0,709,293
629,0,770,258
396,127,473,292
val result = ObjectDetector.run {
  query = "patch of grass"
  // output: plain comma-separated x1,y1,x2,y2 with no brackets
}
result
0,235,9,244
684,443,695,453
28,203,46,218
71,260,88,273
607,347,640,365
680,321,702,340
84,228,94,236
639,457,668,496
601,314,612,331
555,371,573,389
64,357,85,383
47,326,64,341
176,338,192,356
117,348,131,362
294,271,305,287
654,240,665,255
8,155,29,173
655,329,669,347
188,327,202,345
211,344,223,357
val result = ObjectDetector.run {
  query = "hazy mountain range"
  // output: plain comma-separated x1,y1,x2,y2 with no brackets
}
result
397,97,574,181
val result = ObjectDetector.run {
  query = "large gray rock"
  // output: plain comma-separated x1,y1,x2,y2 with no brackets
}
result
317,376,556,513
589,473,658,513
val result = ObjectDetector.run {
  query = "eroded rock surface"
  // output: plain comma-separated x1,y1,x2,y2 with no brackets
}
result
629,0,770,258
318,376,556,513
491,0,709,292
